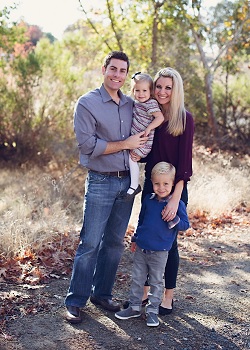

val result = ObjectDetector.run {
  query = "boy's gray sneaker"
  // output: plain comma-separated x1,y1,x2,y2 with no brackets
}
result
115,306,141,320
146,312,159,327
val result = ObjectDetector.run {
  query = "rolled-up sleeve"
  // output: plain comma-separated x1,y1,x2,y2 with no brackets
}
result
74,98,107,159
73,85,133,171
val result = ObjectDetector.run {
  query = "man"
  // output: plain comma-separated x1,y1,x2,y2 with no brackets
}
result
65,51,147,324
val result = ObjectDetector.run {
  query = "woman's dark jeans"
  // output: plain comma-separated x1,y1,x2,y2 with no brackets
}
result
142,177,188,289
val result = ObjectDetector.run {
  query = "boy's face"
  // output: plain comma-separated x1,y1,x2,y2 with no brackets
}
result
133,81,151,103
151,173,173,200
102,58,128,93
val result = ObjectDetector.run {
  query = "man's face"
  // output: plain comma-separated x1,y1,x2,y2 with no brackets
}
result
102,58,128,92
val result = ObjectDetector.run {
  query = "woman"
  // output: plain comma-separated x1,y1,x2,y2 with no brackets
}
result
133,67,194,315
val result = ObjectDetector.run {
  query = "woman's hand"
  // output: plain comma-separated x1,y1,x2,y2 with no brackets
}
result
162,180,184,221
161,196,179,222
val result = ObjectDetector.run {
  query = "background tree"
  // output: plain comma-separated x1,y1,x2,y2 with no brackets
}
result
1,0,249,165
186,0,250,139
0,5,25,61
0,7,84,164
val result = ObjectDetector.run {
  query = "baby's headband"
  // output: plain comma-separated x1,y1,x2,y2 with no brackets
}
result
131,71,141,79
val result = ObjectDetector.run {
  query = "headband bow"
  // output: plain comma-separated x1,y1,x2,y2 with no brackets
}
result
131,71,141,79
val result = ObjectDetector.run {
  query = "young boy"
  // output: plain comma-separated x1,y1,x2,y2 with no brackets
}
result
115,162,190,327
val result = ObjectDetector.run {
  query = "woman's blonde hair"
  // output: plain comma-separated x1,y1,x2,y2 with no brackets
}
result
131,72,154,98
151,161,176,182
154,67,186,136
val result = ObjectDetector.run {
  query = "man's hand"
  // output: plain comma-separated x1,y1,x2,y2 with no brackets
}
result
123,131,148,150
103,131,148,154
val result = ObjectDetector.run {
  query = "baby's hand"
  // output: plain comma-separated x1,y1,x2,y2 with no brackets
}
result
130,151,141,162
131,242,136,252
144,127,152,137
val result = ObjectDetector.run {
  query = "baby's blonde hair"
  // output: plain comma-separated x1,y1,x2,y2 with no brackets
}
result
131,72,154,98
151,161,176,182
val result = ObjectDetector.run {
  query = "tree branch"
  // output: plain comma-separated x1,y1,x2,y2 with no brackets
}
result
106,0,123,51
78,0,113,51
212,11,250,71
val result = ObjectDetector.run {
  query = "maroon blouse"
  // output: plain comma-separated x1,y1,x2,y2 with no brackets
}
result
144,110,194,184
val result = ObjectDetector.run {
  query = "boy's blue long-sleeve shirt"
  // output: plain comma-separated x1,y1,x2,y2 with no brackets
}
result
134,193,190,251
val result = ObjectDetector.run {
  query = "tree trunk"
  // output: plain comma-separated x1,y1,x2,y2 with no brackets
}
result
223,64,229,128
151,6,158,69
191,27,218,138
204,72,217,137
151,1,166,70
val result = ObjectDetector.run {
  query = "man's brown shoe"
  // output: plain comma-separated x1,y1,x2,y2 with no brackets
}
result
65,305,82,324
90,295,120,312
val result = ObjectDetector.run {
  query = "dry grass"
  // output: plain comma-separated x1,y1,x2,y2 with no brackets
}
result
0,149,249,257
0,164,85,257
188,148,250,216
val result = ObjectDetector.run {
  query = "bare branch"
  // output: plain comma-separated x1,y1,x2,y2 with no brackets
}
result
78,0,113,51
106,0,123,51
155,0,166,9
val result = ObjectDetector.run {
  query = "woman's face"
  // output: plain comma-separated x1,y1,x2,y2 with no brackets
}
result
154,76,173,106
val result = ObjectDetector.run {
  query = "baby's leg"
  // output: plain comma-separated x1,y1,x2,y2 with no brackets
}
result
127,155,140,195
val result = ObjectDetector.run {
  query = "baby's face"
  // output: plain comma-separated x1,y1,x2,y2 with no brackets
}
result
133,81,151,103
151,173,173,200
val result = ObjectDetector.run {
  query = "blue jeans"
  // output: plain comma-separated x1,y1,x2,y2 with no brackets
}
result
65,171,134,307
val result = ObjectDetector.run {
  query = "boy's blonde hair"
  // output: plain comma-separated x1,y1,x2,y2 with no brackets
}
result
151,161,176,182
131,72,154,98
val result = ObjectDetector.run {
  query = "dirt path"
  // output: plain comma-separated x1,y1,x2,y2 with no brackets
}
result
1,207,249,350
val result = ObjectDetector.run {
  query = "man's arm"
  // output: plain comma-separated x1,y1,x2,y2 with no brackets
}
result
103,131,148,154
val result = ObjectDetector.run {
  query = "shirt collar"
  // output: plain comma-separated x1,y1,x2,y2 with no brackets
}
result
150,193,172,202
100,84,128,106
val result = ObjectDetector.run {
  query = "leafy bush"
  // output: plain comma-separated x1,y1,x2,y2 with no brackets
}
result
214,69,250,144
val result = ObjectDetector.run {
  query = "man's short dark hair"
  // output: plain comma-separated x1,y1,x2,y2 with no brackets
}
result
103,51,130,72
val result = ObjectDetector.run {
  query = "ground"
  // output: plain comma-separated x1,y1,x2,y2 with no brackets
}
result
1,195,250,350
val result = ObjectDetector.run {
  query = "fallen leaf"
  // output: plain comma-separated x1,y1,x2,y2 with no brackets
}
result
185,295,195,300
